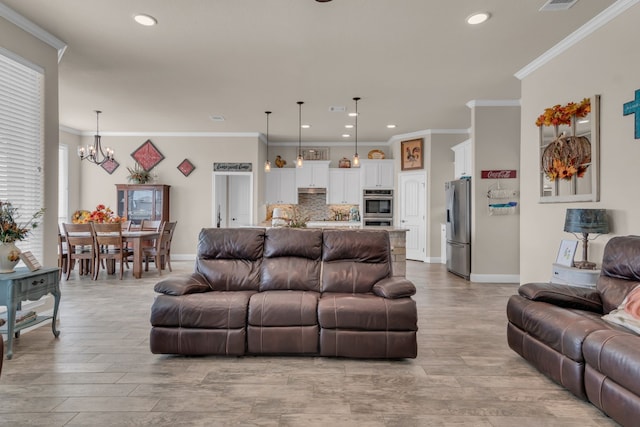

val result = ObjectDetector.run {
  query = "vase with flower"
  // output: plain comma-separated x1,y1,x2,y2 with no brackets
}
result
0,200,45,273
127,162,152,184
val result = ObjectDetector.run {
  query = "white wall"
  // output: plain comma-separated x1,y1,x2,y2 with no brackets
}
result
520,4,640,283
74,134,261,257
470,104,521,282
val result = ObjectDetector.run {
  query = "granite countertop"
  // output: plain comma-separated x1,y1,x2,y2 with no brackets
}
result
257,221,406,231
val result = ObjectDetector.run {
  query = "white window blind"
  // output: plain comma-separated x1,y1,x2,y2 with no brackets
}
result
0,51,45,261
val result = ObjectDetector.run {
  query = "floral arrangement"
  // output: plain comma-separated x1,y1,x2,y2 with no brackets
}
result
72,204,126,224
127,162,152,184
541,134,591,182
535,98,591,127
0,200,45,243
288,206,310,228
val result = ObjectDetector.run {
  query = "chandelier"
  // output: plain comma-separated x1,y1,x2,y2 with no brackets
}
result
77,110,114,165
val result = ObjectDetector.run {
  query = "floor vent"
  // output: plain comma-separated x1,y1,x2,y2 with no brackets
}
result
539,0,578,11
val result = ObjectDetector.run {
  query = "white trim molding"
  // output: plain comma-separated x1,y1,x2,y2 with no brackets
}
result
0,3,67,62
78,131,261,138
515,0,640,80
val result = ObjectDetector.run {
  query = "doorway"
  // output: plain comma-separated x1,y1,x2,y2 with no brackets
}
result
212,172,253,228
399,171,427,261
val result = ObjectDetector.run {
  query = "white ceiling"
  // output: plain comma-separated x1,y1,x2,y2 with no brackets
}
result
1,0,615,143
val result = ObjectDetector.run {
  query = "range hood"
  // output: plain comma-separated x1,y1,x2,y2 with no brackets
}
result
298,187,326,194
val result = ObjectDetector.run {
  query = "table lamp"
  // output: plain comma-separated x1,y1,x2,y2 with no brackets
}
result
564,208,609,269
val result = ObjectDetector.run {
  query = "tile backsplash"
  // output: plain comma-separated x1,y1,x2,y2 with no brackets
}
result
267,193,358,221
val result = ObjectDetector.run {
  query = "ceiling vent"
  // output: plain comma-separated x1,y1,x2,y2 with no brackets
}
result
209,115,225,122
329,106,346,113
539,0,578,11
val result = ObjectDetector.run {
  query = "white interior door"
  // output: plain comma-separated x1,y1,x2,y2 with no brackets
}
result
227,175,251,227
399,171,427,261
212,172,253,228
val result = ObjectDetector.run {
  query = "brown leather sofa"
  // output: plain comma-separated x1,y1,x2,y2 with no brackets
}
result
507,235,640,426
150,227,418,359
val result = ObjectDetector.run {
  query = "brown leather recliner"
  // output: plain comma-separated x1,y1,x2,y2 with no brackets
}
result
507,235,640,426
150,227,418,359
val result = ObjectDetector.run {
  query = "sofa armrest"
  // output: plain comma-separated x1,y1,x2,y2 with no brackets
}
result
154,273,211,296
518,282,603,313
372,277,416,299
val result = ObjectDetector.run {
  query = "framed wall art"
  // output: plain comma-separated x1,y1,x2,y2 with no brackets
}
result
556,239,578,267
131,139,165,171
100,158,119,174
177,159,195,177
538,95,600,203
401,138,423,171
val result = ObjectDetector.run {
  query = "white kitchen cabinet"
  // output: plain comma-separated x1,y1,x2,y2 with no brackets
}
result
328,169,361,204
360,159,394,189
452,140,472,179
265,168,297,204
295,160,330,189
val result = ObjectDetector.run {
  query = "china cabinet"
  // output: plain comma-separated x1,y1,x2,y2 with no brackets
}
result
116,184,170,225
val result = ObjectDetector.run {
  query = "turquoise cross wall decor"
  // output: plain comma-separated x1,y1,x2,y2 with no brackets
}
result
623,89,640,139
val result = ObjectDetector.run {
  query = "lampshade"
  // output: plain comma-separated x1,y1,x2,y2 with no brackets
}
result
564,209,609,234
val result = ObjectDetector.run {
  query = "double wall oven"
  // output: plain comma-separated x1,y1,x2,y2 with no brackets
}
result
362,189,393,227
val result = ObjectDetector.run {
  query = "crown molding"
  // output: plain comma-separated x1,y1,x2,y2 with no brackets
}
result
388,128,469,145
0,3,67,62
515,0,639,80
75,131,261,138
466,100,521,108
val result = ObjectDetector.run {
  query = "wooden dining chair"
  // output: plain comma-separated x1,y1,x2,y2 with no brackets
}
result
140,219,162,231
57,224,69,280
92,222,129,280
62,223,97,280
143,221,176,274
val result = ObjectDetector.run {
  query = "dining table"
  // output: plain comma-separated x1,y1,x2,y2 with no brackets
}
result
122,230,161,279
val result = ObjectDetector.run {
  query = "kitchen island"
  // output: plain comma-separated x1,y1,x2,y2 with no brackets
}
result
258,221,407,277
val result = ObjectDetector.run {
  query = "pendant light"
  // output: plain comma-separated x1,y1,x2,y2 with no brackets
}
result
77,110,115,165
296,101,304,168
352,97,360,167
264,111,272,172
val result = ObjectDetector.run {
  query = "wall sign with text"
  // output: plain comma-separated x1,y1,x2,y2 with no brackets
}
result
481,170,517,179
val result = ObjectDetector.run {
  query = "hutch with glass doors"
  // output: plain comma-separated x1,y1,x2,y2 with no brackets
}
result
116,184,170,225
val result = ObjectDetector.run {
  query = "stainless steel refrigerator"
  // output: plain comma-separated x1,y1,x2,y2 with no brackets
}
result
445,178,471,279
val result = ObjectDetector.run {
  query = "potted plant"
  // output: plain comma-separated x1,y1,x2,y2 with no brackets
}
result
0,200,45,273
127,162,152,184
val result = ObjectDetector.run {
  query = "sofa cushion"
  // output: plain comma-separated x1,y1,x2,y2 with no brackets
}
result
598,236,640,313
196,228,264,291
248,291,319,326
321,230,391,293
150,291,255,329
507,295,622,362
518,282,602,313
260,228,322,292
318,293,417,331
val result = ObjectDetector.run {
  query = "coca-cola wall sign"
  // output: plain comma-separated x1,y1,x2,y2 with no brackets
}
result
481,170,517,179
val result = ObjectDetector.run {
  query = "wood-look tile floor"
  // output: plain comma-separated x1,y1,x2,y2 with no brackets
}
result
0,261,619,426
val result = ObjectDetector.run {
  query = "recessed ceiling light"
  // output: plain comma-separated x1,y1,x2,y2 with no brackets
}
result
301,124,311,129
386,124,397,129
466,12,490,25
134,14,158,26
348,112,358,117
342,134,351,138
345,124,354,129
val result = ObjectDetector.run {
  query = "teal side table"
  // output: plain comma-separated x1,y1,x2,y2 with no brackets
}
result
0,267,60,359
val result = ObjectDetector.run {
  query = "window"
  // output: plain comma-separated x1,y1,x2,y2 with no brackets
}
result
0,49,45,260
59,145,68,224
